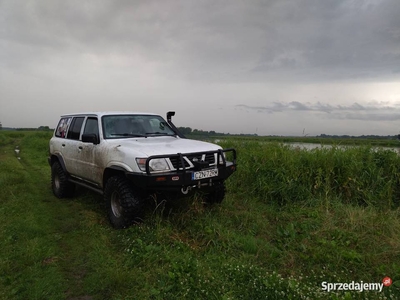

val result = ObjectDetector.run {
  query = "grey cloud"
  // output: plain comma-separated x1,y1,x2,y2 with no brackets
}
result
236,101,400,121
288,101,310,111
331,113,400,122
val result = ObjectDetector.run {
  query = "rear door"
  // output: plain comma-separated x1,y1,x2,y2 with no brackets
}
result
63,116,85,175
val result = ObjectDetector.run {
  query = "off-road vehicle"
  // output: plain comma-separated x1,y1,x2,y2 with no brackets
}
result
48,111,236,228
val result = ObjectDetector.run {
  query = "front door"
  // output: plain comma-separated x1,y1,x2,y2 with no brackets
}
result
75,117,103,186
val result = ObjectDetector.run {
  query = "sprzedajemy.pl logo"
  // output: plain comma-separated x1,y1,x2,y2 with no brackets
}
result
321,277,392,293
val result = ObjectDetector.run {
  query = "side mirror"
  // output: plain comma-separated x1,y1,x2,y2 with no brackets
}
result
82,133,99,144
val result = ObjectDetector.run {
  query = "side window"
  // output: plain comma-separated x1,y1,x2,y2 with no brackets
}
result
67,117,85,140
83,118,99,136
55,117,72,138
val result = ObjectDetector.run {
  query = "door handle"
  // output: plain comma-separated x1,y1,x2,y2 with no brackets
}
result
78,146,83,150
62,144,65,147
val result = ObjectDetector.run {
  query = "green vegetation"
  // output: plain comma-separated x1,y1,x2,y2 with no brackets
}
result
0,131,399,299
228,139,400,208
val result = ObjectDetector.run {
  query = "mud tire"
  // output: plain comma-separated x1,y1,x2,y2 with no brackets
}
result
104,176,144,229
51,162,75,198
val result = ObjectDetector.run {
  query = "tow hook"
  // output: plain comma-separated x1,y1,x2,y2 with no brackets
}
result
181,186,191,195
182,180,213,194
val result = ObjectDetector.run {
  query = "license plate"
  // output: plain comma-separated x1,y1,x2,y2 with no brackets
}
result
192,169,218,180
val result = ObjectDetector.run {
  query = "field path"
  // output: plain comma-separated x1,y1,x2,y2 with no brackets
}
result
0,134,109,300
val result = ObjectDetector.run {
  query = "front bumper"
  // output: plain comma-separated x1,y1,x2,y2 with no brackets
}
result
127,148,236,192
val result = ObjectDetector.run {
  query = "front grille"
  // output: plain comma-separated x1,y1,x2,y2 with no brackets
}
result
169,155,190,170
186,154,203,162
204,153,215,164
168,153,216,170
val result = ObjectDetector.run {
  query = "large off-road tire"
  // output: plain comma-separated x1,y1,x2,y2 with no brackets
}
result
104,176,145,229
204,181,226,205
51,162,75,198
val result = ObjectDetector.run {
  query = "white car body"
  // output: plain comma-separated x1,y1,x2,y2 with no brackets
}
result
48,111,236,228
49,111,236,189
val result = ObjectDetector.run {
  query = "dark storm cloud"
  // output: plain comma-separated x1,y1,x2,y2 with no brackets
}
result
2,0,400,81
249,0,400,81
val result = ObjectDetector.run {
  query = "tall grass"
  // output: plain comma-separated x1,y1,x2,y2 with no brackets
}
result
1,131,399,299
222,140,400,209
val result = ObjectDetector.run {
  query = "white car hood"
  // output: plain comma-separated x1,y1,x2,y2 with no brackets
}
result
109,136,221,157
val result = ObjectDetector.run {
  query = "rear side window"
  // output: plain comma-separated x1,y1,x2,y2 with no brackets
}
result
67,117,85,140
55,117,72,138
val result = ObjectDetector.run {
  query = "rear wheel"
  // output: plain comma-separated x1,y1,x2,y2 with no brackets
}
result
104,176,144,229
51,162,75,198
204,181,226,205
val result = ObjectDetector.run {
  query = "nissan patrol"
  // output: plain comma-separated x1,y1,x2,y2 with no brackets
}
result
48,111,236,228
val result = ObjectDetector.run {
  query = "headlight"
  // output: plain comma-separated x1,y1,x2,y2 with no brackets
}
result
149,158,170,171
136,158,170,172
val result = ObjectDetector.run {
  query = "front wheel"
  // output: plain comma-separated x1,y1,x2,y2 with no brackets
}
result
204,181,226,205
104,176,144,229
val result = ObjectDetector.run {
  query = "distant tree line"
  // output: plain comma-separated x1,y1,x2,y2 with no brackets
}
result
0,126,53,131
177,127,257,137
16,126,53,131
318,134,399,140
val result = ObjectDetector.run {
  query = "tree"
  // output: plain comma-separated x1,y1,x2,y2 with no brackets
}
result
177,127,192,135
0,121,2,130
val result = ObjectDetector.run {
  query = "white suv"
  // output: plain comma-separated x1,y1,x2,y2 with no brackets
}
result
48,111,236,228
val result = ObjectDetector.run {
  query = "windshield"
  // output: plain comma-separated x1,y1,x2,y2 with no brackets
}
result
102,115,176,139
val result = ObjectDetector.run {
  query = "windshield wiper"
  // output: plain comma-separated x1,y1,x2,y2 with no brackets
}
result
111,133,147,138
145,132,175,136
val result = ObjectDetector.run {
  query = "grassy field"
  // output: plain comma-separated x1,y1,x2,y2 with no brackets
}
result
0,131,399,299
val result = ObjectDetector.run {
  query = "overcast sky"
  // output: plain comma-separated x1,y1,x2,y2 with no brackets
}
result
1,0,400,136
